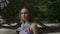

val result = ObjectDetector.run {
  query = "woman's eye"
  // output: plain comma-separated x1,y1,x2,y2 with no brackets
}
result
21,11,28,14
21,13,23,14
24,12,27,14
24,12,28,14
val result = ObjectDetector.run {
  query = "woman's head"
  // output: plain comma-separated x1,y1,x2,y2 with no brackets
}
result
19,6,34,23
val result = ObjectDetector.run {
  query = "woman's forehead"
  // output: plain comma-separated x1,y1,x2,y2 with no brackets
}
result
21,8,28,12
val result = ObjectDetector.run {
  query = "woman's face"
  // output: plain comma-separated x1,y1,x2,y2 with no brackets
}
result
20,8,29,21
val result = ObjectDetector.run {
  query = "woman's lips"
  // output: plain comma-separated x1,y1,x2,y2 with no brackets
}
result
23,16,26,18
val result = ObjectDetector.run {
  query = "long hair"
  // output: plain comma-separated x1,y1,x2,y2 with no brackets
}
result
19,6,34,23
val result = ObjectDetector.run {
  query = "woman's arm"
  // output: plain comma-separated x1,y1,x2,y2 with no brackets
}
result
30,23,40,34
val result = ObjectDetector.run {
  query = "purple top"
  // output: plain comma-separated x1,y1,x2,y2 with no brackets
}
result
19,23,33,34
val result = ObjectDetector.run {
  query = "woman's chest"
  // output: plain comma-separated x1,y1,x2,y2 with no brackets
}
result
20,24,33,34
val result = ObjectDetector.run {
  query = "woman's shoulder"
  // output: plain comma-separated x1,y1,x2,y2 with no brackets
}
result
30,22,37,28
31,21,37,25
30,22,41,29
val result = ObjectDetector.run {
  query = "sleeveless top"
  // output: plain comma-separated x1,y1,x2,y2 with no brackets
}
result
19,23,33,34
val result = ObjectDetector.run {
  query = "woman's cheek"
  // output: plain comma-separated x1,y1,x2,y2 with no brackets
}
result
21,15,24,19
25,14,29,18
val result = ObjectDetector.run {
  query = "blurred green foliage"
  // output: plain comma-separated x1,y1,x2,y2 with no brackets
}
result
1,0,60,23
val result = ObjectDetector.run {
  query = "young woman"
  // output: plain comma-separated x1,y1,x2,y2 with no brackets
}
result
19,6,40,34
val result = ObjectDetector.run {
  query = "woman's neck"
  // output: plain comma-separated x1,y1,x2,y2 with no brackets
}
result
21,20,30,24
25,21,30,24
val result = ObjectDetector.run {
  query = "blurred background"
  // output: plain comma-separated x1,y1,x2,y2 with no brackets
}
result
0,0,60,34
0,0,60,24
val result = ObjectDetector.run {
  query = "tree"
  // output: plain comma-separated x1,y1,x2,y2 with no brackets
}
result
1,0,60,24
